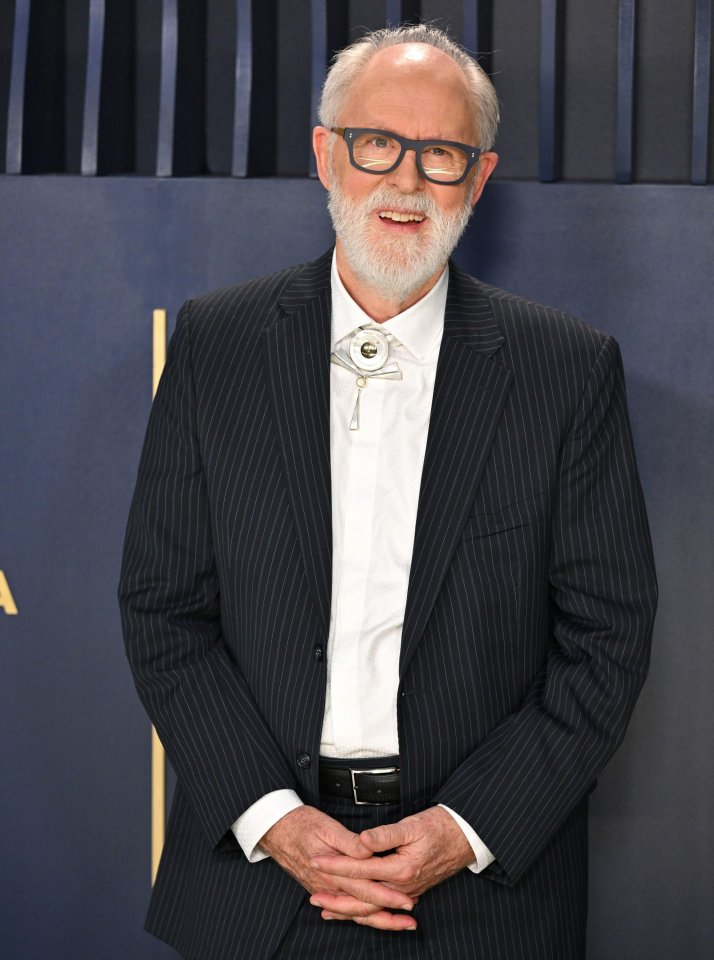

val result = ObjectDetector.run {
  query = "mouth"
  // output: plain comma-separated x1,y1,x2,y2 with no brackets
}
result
378,209,425,222
376,209,427,232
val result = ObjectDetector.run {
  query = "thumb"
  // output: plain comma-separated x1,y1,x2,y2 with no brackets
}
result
360,822,405,852
331,823,373,859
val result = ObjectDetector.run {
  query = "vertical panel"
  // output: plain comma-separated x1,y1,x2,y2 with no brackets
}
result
232,0,252,176
634,0,695,183
81,0,105,176
691,0,711,184
5,0,31,174
539,0,564,181
386,0,403,24
616,0,636,183
491,0,539,179
463,0,493,74
309,0,327,176
561,0,618,183
156,0,178,177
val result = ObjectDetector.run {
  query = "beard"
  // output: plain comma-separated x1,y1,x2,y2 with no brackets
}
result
327,173,474,307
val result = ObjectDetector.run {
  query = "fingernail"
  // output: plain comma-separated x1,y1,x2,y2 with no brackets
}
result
401,903,413,911
310,899,323,908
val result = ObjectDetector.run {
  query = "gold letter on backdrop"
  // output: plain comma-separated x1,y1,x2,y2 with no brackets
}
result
0,570,19,615
151,309,167,885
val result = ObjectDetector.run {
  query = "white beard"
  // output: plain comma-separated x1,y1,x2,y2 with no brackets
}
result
327,176,474,307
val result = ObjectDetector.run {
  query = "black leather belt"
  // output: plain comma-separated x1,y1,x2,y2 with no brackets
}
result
319,758,401,805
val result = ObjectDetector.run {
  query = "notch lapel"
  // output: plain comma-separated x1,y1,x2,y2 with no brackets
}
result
264,252,333,637
400,265,513,678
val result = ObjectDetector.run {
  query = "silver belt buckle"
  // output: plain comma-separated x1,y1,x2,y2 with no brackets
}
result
350,766,399,805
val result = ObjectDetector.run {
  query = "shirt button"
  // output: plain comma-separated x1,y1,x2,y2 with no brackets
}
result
296,752,311,769
313,645,323,661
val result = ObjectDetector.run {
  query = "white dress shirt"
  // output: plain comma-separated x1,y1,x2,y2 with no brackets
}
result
232,254,494,874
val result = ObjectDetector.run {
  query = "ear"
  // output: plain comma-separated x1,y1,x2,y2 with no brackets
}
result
312,126,333,191
470,152,499,207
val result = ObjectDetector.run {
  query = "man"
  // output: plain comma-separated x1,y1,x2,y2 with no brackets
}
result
119,24,657,960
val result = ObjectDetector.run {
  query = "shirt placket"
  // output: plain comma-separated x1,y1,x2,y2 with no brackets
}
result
330,367,384,755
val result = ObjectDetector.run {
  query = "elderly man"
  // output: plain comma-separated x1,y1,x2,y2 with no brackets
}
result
120,23,657,960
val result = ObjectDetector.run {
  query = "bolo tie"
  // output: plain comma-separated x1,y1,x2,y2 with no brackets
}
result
331,326,402,430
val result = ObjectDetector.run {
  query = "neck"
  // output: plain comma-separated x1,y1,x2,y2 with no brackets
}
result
334,241,445,323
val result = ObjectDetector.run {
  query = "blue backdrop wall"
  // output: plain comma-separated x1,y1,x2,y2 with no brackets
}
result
1,177,712,959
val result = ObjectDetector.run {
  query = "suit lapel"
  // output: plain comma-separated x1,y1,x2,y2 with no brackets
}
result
264,251,333,637
400,263,513,678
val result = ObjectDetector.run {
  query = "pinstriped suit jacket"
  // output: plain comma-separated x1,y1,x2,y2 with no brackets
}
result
119,248,657,960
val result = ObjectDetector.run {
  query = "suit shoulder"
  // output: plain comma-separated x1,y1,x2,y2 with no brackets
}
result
472,277,612,359
182,257,316,334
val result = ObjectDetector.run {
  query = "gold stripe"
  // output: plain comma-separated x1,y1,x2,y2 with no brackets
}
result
152,309,167,397
151,309,168,884
151,726,166,884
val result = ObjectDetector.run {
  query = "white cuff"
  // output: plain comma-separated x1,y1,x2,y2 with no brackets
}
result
231,790,304,862
438,803,496,874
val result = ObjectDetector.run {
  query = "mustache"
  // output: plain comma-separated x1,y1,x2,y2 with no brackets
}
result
361,185,440,218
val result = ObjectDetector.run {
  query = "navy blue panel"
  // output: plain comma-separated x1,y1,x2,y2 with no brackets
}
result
81,0,106,176
5,0,30,174
386,0,403,25
692,0,712,183
616,0,636,182
462,0,492,74
491,0,540,179
309,0,326,176
1,176,713,958
232,0,253,176
538,0,563,181
156,0,178,177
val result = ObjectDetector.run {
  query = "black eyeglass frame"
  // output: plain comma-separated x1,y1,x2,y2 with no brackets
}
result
331,126,481,185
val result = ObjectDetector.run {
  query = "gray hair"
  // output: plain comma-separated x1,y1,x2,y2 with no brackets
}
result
318,24,500,151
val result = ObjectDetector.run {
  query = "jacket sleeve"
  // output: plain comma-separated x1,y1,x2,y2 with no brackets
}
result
118,301,298,851
432,335,657,885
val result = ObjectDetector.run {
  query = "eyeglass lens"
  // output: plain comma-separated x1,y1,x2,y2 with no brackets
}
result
351,132,469,182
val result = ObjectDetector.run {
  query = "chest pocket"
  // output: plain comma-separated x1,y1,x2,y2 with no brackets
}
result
461,491,549,540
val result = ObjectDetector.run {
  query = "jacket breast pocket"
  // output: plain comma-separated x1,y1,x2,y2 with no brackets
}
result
461,492,549,541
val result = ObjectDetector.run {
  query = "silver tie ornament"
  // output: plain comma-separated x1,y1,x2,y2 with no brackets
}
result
331,326,402,430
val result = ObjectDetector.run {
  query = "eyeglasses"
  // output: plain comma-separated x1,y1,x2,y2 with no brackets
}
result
331,127,481,185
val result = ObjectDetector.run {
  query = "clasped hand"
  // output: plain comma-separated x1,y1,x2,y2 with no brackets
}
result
260,805,474,932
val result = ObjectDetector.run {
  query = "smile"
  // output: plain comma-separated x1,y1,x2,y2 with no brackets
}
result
378,210,425,222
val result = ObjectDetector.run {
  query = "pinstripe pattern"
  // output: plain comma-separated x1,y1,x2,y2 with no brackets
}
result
119,249,657,959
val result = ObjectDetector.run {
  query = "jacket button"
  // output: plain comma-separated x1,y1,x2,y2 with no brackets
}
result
296,752,311,769
313,645,323,661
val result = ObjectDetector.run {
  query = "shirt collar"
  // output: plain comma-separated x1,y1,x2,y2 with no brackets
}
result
330,251,448,362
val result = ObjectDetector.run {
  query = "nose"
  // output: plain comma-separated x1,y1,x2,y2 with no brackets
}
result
385,148,423,192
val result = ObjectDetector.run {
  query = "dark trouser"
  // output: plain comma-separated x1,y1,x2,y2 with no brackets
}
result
271,759,430,960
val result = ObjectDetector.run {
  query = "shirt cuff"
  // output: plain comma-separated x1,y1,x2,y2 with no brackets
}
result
438,803,496,874
231,790,304,862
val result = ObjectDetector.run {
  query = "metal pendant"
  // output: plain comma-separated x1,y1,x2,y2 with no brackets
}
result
349,328,390,372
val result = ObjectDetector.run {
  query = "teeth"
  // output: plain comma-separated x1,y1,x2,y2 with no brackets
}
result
379,211,425,223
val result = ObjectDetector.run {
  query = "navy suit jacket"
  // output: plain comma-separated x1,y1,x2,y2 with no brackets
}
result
119,249,657,959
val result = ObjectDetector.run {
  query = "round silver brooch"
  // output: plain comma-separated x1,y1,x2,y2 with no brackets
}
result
349,328,390,372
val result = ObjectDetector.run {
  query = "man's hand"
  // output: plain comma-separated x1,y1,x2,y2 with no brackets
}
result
260,806,418,930
310,806,474,926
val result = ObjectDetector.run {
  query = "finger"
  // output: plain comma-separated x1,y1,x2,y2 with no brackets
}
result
328,823,373,860
313,882,414,912
320,909,417,931
359,822,408,852
311,852,404,882
354,912,417,932
310,894,382,918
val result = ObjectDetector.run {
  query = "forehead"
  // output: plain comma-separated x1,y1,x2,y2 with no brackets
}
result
339,43,476,140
